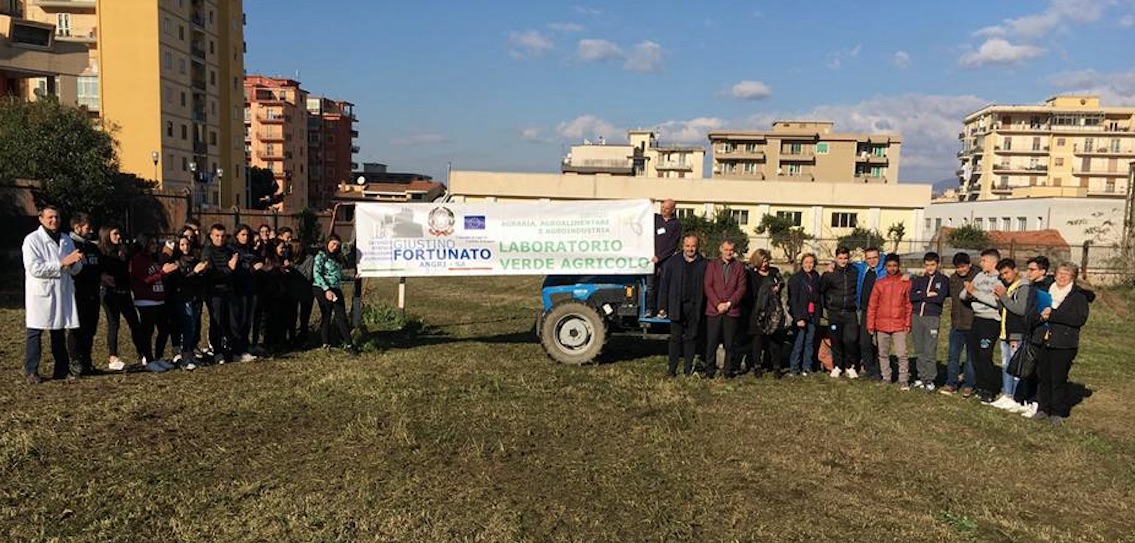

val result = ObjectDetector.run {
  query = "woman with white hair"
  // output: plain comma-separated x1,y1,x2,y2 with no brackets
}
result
1030,261,1094,427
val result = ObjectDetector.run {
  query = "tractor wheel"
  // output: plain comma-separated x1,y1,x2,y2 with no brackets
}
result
539,301,607,365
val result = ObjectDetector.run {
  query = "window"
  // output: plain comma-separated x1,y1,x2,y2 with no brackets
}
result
728,209,749,225
163,51,172,69
180,124,187,140
166,121,173,137
56,13,71,36
935,218,943,230
677,207,696,219
1057,138,1065,147
721,142,735,153
925,218,932,232
1017,217,1028,231
831,212,857,228
178,58,186,74
10,23,52,48
1003,217,1012,231
974,218,983,229
178,25,184,41
209,131,217,145
163,16,171,34
776,211,802,226
76,76,99,109
815,142,829,154
209,40,215,54
872,145,886,158
785,163,802,175
743,142,757,153
988,218,997,230
785,142,803,155
181,156,188,172
1054,157,1064,166
210,70,216,86
870,166,883,178
742,162,757,174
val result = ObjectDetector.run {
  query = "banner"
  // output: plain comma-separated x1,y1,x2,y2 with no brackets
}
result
355,200,655,277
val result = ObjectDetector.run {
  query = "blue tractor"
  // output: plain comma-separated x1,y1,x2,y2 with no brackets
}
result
537,275,670,364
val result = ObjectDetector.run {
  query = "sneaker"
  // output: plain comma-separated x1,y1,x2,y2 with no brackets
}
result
173,354,182,364
183,361,198,371
1006,402,1028,414
939,385,957,395
215,354,227,365
1049,415,1065,428
845,367,859,380
925,383,937,393
800,371,809,377
992,395,1018,410
656,310,668,319
980,395,997,405
108,357,126,371
1029,410,1049,421
829,367,842,378
912,380,925,389
899,384,911,391
24,373,42,385
239,352,258,363
1019,402,1039,418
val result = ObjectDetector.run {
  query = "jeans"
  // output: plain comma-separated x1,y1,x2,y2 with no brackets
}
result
207,293,232,357
173,299,202,358
26,328,70,378
67,293,100,373
704,315,738,377
911,315,941,385
315,287,352,346
230,293,252,355
946,328,976,388
789,321,817,373
968,317,1002,399
1000,340,1020,397
827,310,860,371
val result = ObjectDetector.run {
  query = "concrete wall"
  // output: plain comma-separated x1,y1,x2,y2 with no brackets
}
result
922,197,1128,245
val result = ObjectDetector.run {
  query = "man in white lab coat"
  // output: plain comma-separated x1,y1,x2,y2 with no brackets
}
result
23,206,84,384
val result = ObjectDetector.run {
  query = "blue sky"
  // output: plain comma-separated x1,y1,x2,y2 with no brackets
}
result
245,0,1135,183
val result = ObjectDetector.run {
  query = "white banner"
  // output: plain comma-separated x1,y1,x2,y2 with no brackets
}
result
355,200,656,277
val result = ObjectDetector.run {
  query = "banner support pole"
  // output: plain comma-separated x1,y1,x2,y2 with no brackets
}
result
398,277,407,318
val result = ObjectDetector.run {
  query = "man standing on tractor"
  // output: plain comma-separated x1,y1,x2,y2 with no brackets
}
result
658,234,706,377
648,199,681,318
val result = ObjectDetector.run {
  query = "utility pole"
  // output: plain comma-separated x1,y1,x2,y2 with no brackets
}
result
1124,162,1135,256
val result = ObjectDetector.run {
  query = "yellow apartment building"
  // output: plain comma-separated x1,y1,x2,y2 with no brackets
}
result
245,75,308,212
562,130,706,178
956,95,1135,201
88,0,244,210
21,0,98,109
1,1,87,100
449,170,932,259
708,121,903,183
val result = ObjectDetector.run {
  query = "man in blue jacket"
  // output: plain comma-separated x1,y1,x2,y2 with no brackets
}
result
852,247,886,381
910,252,950,391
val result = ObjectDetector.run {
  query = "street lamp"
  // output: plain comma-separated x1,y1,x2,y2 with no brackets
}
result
150,151,159,181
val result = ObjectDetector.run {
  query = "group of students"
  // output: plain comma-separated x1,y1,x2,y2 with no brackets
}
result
22,206,356,383
652,231,1092,426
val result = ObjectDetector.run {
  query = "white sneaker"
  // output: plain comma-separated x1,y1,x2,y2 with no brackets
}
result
173,354,182,364
845,367,859,380
991,395,1017,409
925,383,937,393
239,352,258,363
1006,401,1028,414
829,367,842,378
108,356,126,371
913,380,925,389
1020,402,1039,418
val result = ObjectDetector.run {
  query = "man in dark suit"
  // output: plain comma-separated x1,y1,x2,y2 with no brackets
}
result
703,239,747,378
657,234,706,377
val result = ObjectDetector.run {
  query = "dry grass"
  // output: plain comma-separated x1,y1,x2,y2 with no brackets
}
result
1,276,1134,542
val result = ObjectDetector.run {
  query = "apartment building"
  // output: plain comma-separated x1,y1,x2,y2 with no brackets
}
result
96,0,246,209
561,130,705,178
306,95,357,210
1,0,87,99
244,75,307,212
957,95,1135,201
708,121,903,183
21,0,97,109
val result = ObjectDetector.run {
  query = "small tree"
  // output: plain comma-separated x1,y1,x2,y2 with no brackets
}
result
887,221,906,253
755,213,812,262
680,207,749,258
248,166,280,210
947,224,991,250
837,227,885,252
297,206,324,252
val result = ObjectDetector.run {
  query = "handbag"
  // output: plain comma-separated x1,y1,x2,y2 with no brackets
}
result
1006,342,1037,379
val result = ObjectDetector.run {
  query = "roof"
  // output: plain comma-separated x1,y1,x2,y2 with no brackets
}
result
936,227,1070,248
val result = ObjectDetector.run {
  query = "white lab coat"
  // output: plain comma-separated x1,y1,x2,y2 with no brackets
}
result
23,226,83,330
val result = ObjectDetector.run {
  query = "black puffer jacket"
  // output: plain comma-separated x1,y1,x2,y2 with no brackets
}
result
1032,285,1093,350
821,264,858,314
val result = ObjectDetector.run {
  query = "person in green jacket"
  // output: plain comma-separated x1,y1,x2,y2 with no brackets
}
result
313,233,354,351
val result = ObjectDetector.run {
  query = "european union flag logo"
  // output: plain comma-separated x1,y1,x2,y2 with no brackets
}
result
464,215,486,230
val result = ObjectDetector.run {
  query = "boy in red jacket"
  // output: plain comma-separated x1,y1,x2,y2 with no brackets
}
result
867,254,913,389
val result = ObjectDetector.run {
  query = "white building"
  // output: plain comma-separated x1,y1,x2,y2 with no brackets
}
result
923,197,1128,246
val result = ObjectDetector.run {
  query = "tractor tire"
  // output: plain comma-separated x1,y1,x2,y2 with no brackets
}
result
539,301,607,365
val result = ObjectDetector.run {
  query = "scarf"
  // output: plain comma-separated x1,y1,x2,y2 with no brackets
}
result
1050,282,1073,309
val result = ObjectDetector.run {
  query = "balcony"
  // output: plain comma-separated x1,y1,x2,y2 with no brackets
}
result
55,28,96,43
854,175,889,184
190,44,206,62
855,153,888,164
1073,168,1128,177
717,150,764,161
193,141,207,155
191,12,206,29
257,149,284,160
562,158,633,175
192,79,206,91
655,161,693,171
350,129,359,138
33,0,96,8
351,145,361,154
258,113,288,124
252,91,286,104
779,151,815,162
993,123,1050,134
258,131,285,142
991,184,1013,195
1073,146,1135,157
192,110,206,124
992,163,1048,174
994,145,1049,155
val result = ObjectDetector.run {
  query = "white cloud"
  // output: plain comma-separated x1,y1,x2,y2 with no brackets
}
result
958,38,1044,67
390,133,449,146
624,40,663,72
507,30,553,60
548,22,584,32
976,0,1106,39
576,38,623,63
1121,14,1135,27
518,127,552,143
893,51,911,69
1050,67,1135,105
826,44,861,70
729,80,773,100
654,117,726,144
573,6,603,17
556,115,620,141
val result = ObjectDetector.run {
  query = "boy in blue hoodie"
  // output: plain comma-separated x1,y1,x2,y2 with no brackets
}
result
910,252,949,392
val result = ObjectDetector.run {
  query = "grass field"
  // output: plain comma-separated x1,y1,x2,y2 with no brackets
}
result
2,276,1134,542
